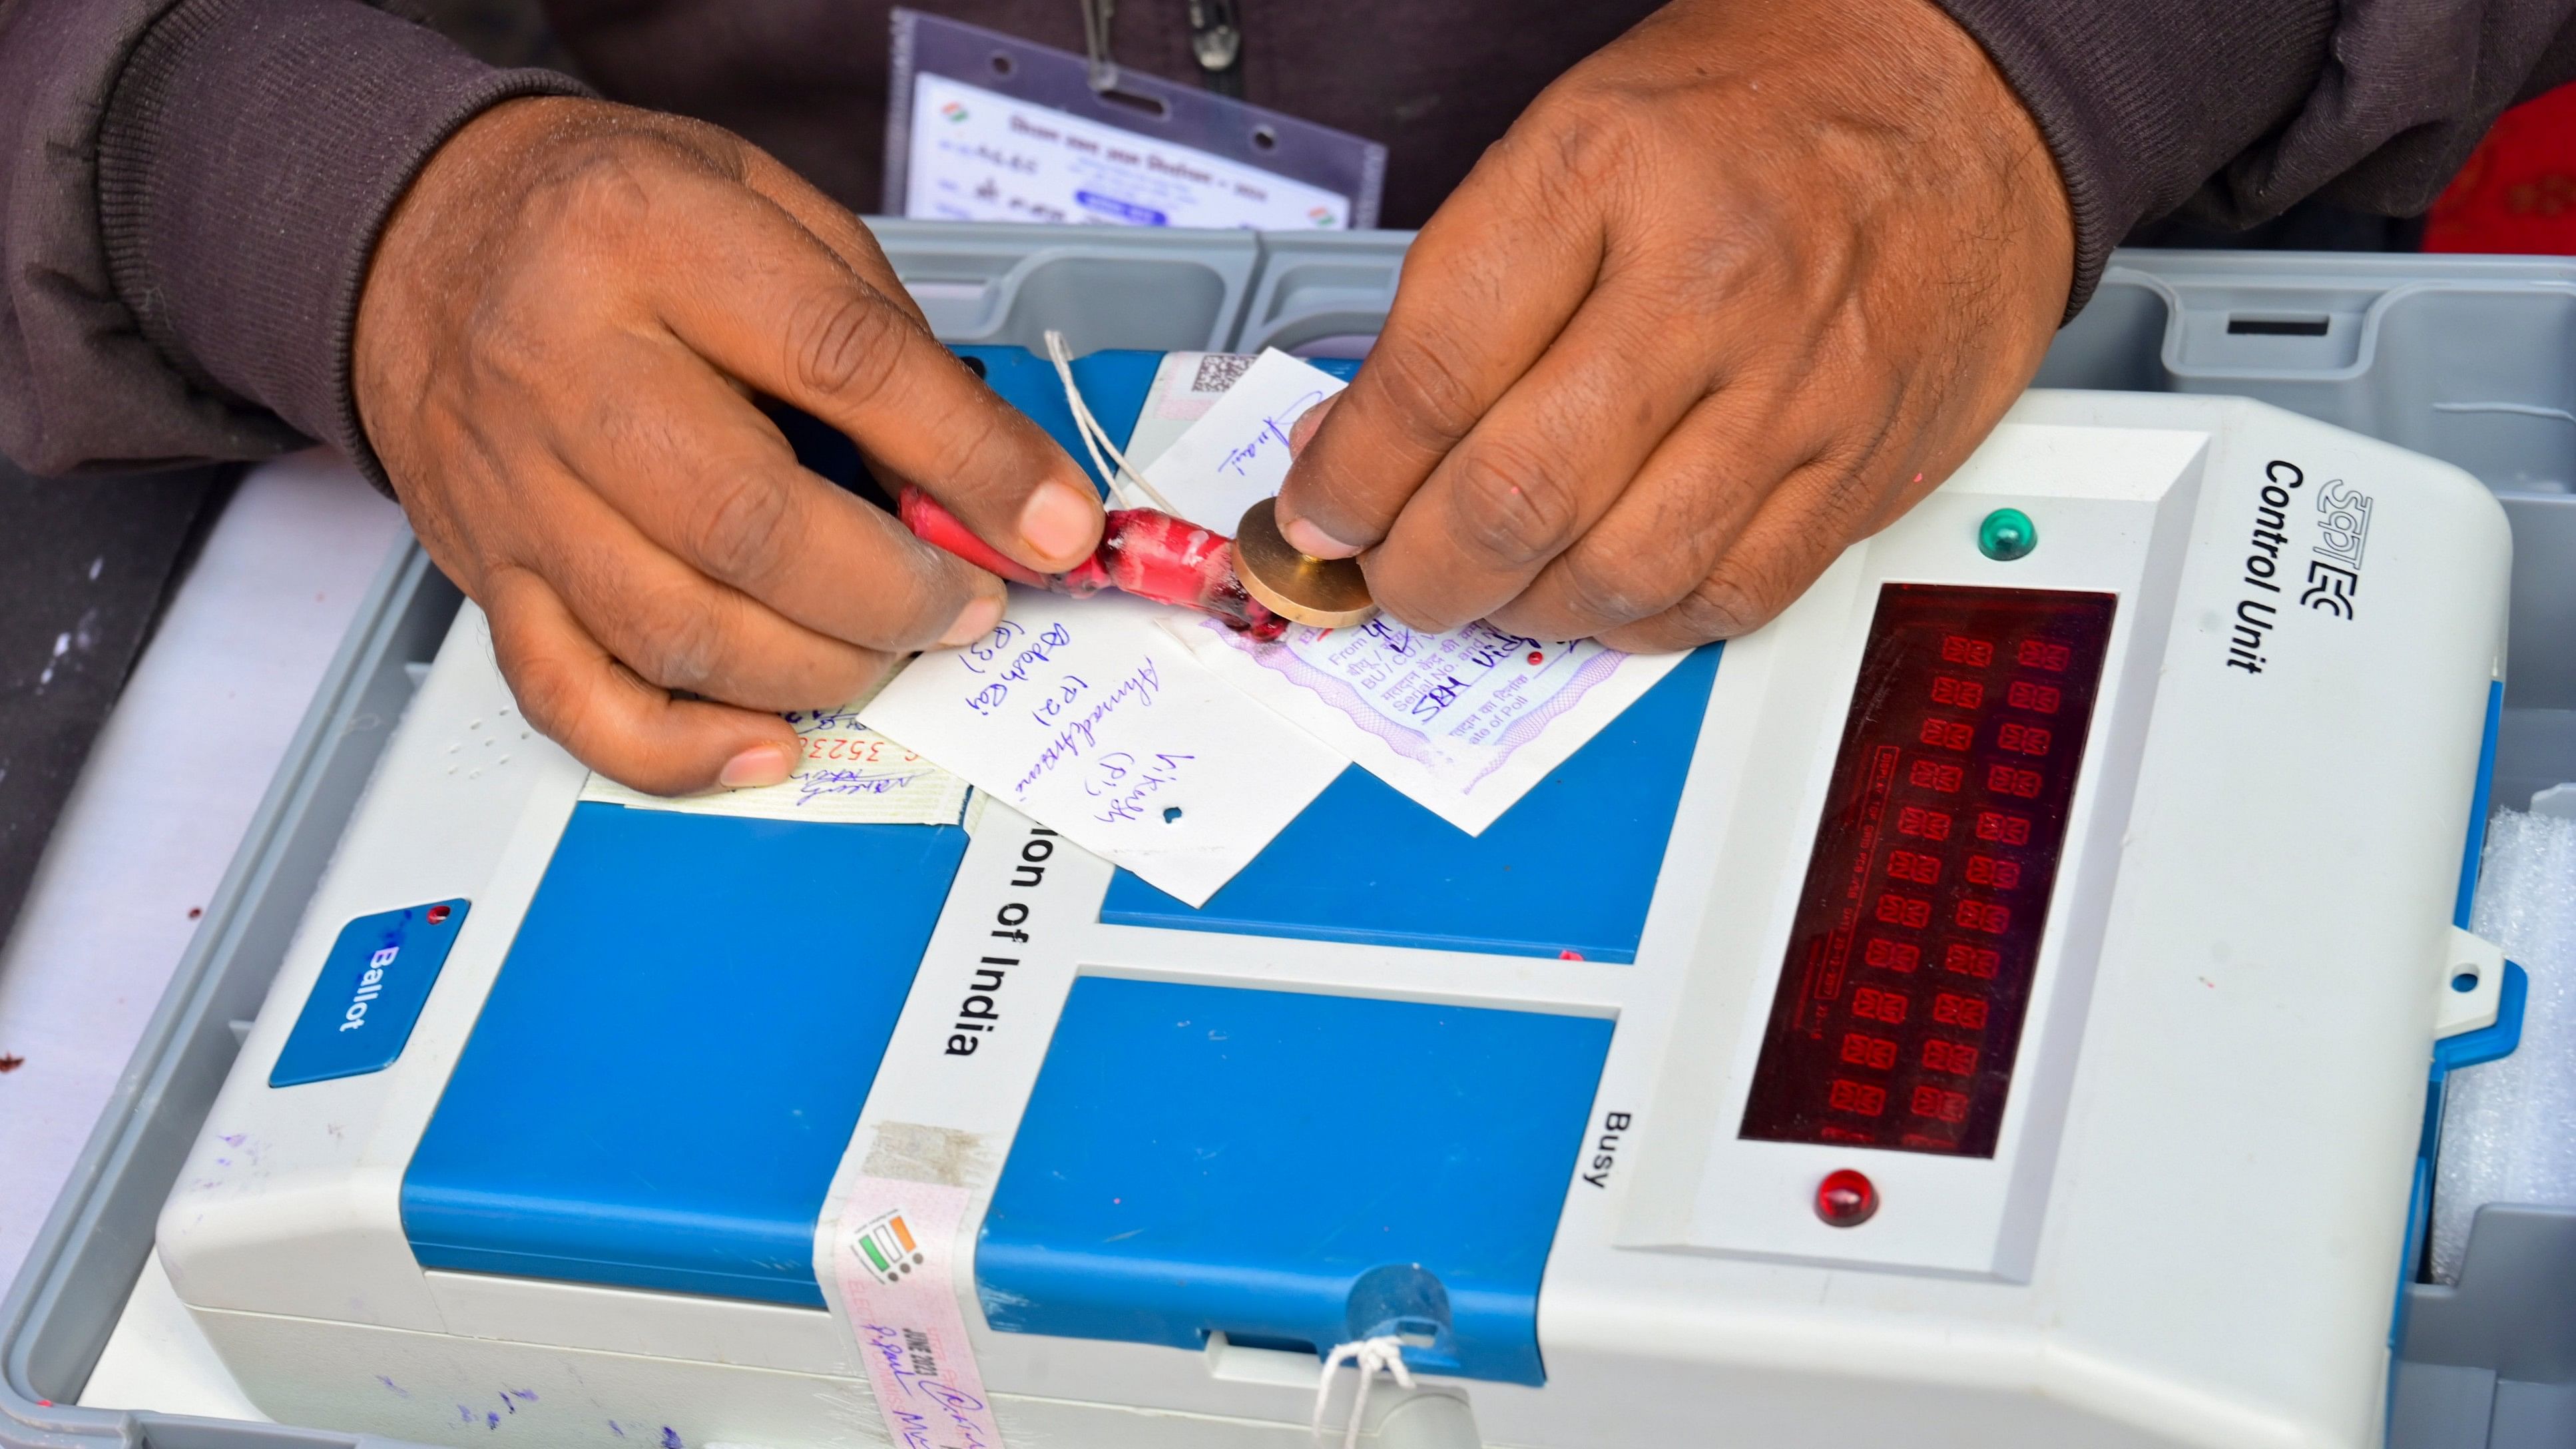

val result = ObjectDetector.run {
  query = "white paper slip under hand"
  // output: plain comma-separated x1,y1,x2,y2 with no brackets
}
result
1174,615,1688,836
581,713,970,825
1137,348,1348,531
861,589,1348,906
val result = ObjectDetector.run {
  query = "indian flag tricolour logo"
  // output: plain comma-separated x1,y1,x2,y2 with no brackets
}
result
854,1207,925,1285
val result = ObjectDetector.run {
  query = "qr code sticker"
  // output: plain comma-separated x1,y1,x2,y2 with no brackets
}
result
1190,353,1256,394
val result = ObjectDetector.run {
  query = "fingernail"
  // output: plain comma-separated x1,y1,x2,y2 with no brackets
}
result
1280,513,1362,559
718,743,794,789
940,591,1005,647
1019,481,1099,562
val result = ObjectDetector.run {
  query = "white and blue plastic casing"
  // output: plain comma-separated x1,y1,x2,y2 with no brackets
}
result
156,388,2512,1449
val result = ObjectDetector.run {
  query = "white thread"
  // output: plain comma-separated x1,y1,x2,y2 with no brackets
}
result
1312,1336,1414,1449
1043,328,1179,515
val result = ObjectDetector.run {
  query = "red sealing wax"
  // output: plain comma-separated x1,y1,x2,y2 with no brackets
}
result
897,486,1286,640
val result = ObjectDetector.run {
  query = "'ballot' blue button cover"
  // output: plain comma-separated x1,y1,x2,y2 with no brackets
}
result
270,900,471,1087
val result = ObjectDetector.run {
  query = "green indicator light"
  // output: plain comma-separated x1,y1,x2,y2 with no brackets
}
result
1978,507,2037,561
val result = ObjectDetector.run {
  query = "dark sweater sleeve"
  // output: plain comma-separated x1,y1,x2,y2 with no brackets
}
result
1932,0,2576,316
0,0,586,479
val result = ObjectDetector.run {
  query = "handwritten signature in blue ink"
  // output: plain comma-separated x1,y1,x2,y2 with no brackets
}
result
1408,675,1474,723
782,706,864,733
963,621,1071,715
860,1324,995,1449
1400,627,1553,724
953,619,1027,677
796,768,928,806
1215,389,1328,478
1085,750,1196,824
1457,630,1546,672
1359,615,1418,656
1012,659,1161,796
1029,672,1090,730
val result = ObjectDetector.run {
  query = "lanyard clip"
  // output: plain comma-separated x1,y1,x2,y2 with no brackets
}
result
1078,0,1120,91
1187,0,1244,95
1187,0,1242,72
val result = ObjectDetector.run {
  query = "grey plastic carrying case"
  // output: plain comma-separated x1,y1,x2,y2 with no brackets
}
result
5,224,2573,1449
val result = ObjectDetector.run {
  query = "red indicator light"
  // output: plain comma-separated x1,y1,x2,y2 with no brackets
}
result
1740,585,2115,1159
425,904,452,925
1816,1169,1879,1227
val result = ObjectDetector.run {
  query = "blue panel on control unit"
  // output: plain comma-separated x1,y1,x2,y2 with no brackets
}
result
977,976,1613,1384
271,900,471,1087
1099,644,1720,962
403,803,967,1306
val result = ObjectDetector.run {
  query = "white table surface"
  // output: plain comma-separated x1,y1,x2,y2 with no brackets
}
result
0,451,405,1330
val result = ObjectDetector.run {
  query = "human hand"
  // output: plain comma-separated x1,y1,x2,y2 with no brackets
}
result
355,97,1102,793
1273,0,2073,649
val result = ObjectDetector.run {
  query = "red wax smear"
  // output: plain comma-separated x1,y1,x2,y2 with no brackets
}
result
898,486,1286,640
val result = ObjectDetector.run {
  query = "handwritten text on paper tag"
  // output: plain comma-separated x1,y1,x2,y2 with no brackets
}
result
861,589,1346,905
581,711,969,825
1137,348,1348,531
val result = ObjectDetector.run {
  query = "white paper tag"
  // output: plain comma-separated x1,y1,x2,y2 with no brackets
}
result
834,1177,1007,1449
579,712,969,826
861,589,1346,905
1175,615,1685,835
1137,348,1348,531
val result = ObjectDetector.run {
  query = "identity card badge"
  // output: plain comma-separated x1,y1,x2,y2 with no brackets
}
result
886,10,1386,231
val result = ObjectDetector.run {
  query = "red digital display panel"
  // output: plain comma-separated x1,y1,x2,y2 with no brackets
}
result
1738,585,2116,1158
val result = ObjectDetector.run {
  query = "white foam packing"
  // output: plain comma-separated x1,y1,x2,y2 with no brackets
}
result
2432,808,2576,1283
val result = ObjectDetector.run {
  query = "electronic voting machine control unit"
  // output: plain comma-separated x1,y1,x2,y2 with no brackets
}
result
157,358,2514,1449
